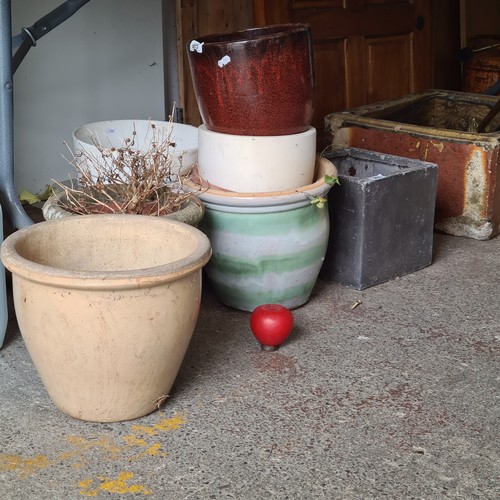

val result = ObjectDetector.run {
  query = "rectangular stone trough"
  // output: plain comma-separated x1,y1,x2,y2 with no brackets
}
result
325,89,500,240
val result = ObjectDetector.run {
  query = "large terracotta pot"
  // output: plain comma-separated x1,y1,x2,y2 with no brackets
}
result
1,215,211,422
185,157,336,311
187,24,314,136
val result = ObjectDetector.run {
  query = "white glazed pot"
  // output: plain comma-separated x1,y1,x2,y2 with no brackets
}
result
1,215,211,422
73,120,198,175
197,124,317,192
186,157,337,311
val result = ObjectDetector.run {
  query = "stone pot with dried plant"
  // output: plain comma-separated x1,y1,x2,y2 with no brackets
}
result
42,121,204,227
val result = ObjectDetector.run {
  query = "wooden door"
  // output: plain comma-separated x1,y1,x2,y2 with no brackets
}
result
254,0,433,136
175,0,255,126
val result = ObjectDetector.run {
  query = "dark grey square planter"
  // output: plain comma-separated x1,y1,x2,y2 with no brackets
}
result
321,147,438,290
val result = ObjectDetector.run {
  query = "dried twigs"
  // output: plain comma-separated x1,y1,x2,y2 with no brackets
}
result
54,118,196,216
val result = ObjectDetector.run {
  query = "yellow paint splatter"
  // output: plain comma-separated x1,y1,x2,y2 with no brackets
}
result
2,413,187,495
0,453,51,477
131,414,187,437
123,434,148,447
143,443,165,457
66,435,124,459
79,471,152,496
130,443,167,461
122,435,167,460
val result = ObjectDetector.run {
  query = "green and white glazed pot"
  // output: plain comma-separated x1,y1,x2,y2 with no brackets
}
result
186,157,337,311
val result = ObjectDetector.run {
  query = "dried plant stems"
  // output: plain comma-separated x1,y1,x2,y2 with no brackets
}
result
54,119,196,216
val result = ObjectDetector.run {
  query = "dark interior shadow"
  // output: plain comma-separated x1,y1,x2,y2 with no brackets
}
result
168,277,249,400
432,230,455,263
1,274,22,350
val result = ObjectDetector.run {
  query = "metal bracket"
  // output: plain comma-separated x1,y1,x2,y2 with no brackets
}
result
1,0,91,229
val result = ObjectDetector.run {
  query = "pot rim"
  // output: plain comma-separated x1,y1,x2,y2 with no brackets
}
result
185,156,337,209
198,123,316,141
71,120,199,172
72,119,198,145
1,215,212,289
188,23,311,48
42,190,205,220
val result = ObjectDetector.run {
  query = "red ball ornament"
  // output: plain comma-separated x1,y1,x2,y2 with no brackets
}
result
250,304,294,351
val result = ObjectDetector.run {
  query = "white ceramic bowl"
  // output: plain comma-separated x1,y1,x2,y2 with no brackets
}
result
72,120,198,175
197,125,317,192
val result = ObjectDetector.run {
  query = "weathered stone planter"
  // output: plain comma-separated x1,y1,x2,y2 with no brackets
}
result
1,215,211,422
326,89,500,240
42,191,205,227
321,148,438,290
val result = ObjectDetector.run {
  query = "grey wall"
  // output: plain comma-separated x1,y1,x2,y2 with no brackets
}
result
12,0,164,194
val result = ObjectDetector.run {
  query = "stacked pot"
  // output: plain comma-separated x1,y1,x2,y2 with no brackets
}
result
187,24,336,312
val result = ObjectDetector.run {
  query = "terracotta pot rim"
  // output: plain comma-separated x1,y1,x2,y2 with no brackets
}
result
190,23,311,48
185,157,337,213
1,215,212,289
186,156,337,199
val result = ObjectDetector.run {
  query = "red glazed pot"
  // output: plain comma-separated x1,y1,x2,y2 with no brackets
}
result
186,24,315,136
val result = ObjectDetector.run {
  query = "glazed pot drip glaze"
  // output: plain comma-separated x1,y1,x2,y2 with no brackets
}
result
187,23,315,136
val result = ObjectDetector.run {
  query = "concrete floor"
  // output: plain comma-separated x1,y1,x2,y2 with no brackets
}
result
0,231,499,499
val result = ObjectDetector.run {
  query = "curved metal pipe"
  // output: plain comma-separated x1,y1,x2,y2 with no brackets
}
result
0,0,33,228
12,0,91,72
1,0,91,229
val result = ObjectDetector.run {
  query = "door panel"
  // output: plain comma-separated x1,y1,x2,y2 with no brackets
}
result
254,0,433,134
176,0,255,126
366,35,412,102
314,40,347,134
